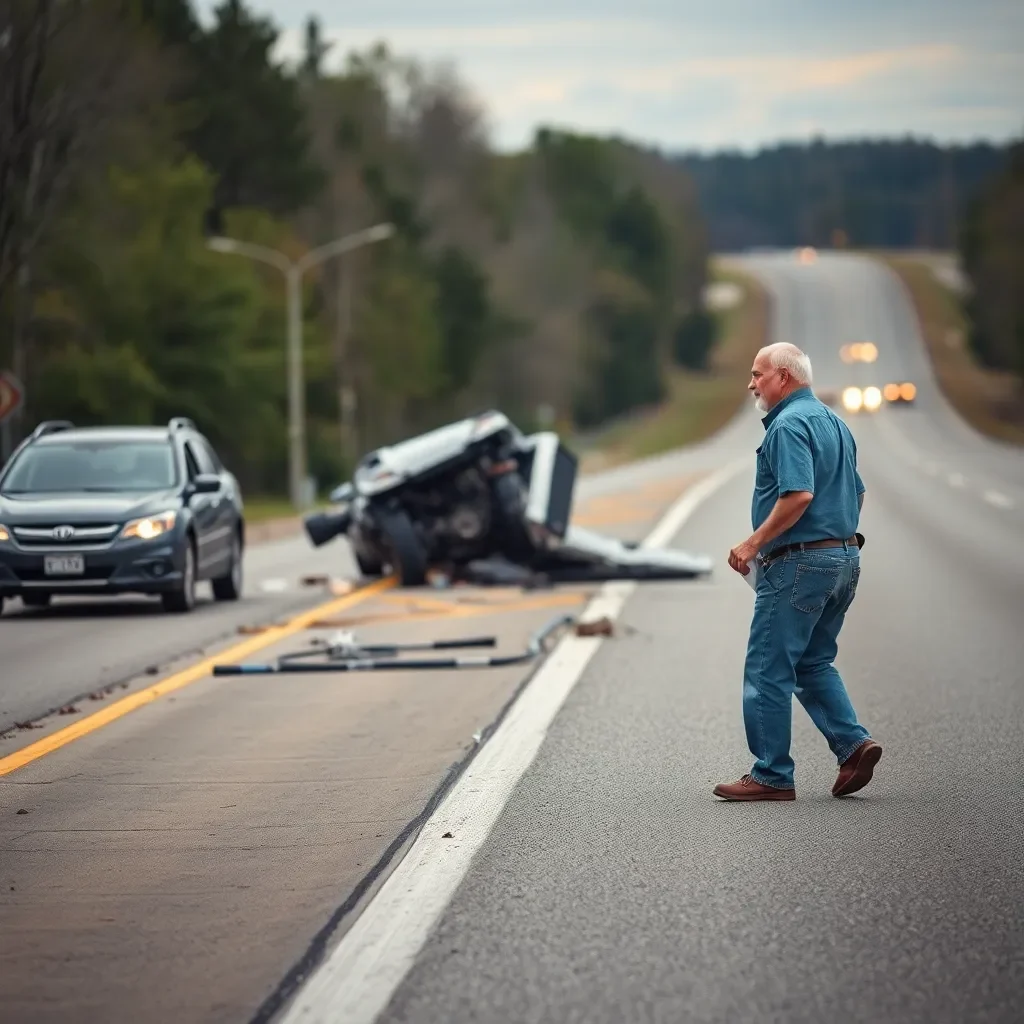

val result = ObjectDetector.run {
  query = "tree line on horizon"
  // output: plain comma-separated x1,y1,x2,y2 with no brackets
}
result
675,138,1012,252
1,1,1019,497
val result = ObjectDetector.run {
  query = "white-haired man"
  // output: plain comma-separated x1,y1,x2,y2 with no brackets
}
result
715,342,882,801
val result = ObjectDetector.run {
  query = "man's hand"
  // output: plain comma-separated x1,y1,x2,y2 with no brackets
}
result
729,490,814,576
728,538,760,575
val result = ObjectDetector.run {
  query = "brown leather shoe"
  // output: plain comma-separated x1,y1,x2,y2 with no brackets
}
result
833,740,882,797
713,774,796,801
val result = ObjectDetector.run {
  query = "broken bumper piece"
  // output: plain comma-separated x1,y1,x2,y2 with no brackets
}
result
458,526,713,586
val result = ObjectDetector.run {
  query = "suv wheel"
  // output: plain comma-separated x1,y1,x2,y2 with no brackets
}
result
162,538,197,613
211,533,243,601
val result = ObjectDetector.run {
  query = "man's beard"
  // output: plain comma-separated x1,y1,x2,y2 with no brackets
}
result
753,393,768,414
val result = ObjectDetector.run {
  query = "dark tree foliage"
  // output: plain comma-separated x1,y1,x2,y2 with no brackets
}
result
676,138,1012,250
959,141,1024,379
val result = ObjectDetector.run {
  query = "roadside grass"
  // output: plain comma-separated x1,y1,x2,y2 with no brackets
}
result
577,260,769,471
877,254,1024,446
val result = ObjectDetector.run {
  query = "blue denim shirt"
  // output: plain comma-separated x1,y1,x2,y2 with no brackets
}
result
753,387,865,554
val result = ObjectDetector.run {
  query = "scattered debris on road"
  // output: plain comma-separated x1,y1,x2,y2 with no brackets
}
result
575,616,615,637
212,613,574,676
237,623,272,635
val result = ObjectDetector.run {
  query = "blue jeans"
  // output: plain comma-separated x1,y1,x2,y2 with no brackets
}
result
744,545,871,789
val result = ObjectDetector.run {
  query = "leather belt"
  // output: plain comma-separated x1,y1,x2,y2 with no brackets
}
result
762,532,863,566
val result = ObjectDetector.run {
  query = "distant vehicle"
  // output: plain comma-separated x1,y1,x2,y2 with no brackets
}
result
841,386,883,413
883,382,917,405
840,341,878,364
0,419,244,616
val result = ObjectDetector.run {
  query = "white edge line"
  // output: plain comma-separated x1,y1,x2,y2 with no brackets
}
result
278,455,751,1024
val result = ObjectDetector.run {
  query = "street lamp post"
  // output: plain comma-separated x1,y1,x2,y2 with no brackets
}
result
207,222,394,510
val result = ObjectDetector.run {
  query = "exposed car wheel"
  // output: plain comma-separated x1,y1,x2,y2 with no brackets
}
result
379,509,428,587
21,592,52,608
162,537,197,613
212,532,243,601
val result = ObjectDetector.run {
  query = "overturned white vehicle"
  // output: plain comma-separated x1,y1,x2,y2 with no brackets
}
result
303,411,713,586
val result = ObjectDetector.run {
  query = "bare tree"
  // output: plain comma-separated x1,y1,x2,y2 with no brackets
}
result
0,0,171,434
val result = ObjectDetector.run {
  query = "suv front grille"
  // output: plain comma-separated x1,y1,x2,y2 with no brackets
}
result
11,523,121,549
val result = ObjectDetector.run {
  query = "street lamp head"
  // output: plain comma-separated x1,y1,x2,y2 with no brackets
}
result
206,237,238,253
368,223,395,242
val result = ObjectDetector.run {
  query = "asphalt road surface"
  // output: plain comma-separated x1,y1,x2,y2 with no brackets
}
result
354,251,1024,1024
0,447,732,737
0,435,724,1023
0,531,364,733
2,250,1023,1024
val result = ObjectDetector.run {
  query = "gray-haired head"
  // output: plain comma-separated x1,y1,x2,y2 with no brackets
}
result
749,342,814,414
761,342,813,385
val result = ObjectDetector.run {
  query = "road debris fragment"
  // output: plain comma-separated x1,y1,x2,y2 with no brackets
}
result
575,616,615,637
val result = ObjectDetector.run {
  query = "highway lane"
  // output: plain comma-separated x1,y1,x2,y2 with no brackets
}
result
0,529,361,735
0,430,754,740
0,459,723,1024
310,251,1024,1024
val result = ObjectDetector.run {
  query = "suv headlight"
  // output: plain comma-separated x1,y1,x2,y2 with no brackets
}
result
0,524,9,542
121,511,177,541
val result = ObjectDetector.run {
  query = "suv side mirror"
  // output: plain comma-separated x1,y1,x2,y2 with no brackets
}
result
189,474,221,495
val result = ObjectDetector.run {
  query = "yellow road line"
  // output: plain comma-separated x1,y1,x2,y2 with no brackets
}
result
0,576,396,778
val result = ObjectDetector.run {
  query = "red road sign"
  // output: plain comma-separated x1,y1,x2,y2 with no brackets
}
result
0,370,24,424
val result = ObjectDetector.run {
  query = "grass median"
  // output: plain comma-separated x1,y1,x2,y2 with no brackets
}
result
577,260,769,471
878,253,1024,446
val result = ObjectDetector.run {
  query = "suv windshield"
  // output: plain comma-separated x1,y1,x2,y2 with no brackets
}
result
1,440,179,494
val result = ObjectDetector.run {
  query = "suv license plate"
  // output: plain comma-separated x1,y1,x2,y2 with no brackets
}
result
44,554,85,576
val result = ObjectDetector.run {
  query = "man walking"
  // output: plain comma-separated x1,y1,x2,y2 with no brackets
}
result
715,342,881,801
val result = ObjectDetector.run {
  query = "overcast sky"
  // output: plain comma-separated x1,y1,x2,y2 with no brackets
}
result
196,1,1024,154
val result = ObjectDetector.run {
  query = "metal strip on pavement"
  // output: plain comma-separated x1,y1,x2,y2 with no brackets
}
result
0,577,396,778
276,456,750,1024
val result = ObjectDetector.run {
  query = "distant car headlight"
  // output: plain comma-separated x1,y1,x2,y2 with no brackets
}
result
0,524,9,542
121,510,178,541
883,381,917,403
863,386,882,411
842,387,863,412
